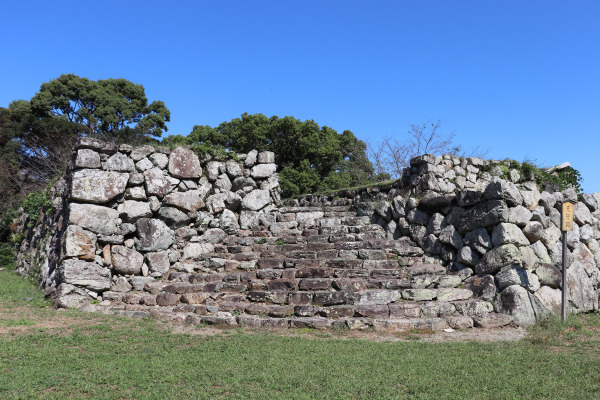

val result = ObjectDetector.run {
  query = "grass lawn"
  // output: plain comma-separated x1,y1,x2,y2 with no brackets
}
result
1,269,600,399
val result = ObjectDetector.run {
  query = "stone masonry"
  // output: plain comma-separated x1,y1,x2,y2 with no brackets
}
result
13,139,600,332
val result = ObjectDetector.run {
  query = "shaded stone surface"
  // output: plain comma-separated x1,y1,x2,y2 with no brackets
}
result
495,285,541,326
535,263,561,288
475,244,521,274
135,218,175,252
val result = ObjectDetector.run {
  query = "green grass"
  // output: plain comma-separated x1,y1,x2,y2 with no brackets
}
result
1,269,600,399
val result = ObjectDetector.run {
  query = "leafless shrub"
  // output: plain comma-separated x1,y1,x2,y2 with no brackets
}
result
367,121,489,179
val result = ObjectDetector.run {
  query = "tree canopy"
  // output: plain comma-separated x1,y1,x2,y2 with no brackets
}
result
0,75,171,240
162,113,380,197
23,74,170,142
4,74,171,180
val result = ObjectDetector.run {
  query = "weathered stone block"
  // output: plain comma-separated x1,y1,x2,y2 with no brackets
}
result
135,218,175,252
59,259,111,291
111,245,144,275
71,169,129,203
168,147,202,178
69,203,119,235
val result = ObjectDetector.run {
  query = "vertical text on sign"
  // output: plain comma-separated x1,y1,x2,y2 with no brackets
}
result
561,201,574,231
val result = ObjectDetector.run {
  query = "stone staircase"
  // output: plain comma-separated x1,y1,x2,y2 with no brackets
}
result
98,200,503,332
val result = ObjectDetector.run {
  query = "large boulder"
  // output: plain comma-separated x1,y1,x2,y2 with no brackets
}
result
534,263,561,288
257,151,275,164
145,251,170,276
215,174,232,191
59,259,111,291
491,223,530,247
117,200,152,222
182,242,215,260
484,178,523,206
474,244,521,274
149,153,169,169
54,283,91,308
231,177,257,192
103,153,135,172
205,193,226,214
75,149,101,169
199,228,227,244
242,190,271,211
163,190,205,212
463,274,496,302
219,209,239,235
458,200,508,234
573,202,593,226
69,203,119,235
495,285,543,326
71,169,129,203
522,221,544,243
572,243,597,276
495,266,540,292
439,225,463,249
206,161,224,181
463,228,492,254
111,245,144,275
508,205,533,227
157,206,191,228
63,225,96,261
144,168,179,198
130,145,155,161
540,225,562,249
534,286,562,315
168,147,202,179
566,262,598,312
135,218,175,252
240,211,260,230
250,164,277,179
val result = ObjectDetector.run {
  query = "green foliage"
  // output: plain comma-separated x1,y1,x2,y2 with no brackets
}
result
167,113,378,197
489,159,584,193
21,191,51,226
26,73,170,141
518,162,584,193
1,75,170,243
0,243,15,270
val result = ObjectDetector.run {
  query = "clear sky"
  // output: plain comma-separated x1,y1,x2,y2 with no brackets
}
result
2,1,598,192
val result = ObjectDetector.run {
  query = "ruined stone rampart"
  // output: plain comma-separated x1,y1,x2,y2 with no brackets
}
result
13,140,600,331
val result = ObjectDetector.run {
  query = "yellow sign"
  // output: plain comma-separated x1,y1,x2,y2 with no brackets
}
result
561,201,575,231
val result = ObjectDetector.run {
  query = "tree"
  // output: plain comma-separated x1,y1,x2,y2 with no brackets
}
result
27,74,170,142
0,75,171,240
368,120,488,179
6,74,171,180
168,113,381,197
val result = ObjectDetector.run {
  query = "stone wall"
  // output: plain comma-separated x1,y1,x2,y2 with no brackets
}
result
13,139,600,330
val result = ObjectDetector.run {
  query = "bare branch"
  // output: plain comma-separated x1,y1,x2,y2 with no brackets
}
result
369,121,490,179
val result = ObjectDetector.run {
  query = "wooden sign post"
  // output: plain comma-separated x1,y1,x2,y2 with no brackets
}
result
561,201,575,322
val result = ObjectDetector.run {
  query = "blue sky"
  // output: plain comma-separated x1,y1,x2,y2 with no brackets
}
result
2,1,599,192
